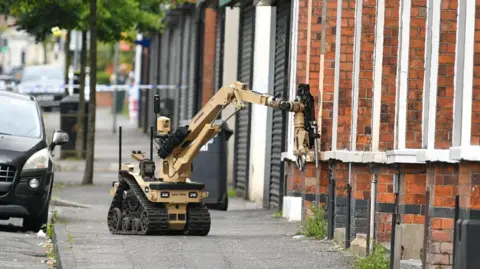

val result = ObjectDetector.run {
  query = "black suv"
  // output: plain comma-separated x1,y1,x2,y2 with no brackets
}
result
0,91,68,231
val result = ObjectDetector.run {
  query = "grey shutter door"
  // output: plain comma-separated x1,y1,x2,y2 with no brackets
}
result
268,0,291,209
188,8,202,119
214,8,225,92
233,0,255,200
180,15,191,123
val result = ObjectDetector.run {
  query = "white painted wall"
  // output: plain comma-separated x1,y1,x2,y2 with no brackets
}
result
221,7,240,186
248,6,276,204
1,28,65,70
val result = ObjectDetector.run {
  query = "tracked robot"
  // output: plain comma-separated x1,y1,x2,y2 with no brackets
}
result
107,81,319,236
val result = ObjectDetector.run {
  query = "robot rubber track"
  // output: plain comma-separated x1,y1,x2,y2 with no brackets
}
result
107,174,211,236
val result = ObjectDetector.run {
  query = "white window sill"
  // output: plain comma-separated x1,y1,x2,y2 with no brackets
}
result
280,147,480,164
417,149,457,163
449,146,480,161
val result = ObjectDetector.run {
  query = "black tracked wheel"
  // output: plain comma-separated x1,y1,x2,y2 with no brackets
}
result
121,213,132,231
107,175,168,235
107,208,122,232
132,218,141,232
184,203,211,236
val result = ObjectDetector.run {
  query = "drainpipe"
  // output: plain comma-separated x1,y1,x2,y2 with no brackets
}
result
327,159,335,240
369,174,378,253
390,170,400,269
345,164,352,248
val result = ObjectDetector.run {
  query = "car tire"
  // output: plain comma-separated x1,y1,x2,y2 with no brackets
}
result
23,204,49,232
217,194,228,211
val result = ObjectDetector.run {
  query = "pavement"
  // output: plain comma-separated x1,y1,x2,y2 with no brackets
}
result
0,218,54,269
42,107,357,268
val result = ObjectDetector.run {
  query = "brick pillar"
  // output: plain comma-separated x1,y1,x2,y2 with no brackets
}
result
334,162,348,228
376,167,396,242
201,3,217,105
406,0,426,149
351,164,371,236
336,0,355,150
398,165,427,260
356,0,376,152
379,0,400,151
435,0,457,149
320,0,337,152
426,164,458,269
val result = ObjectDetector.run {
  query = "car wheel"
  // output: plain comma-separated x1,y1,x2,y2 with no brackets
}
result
217,194,228,211
23,206,49,232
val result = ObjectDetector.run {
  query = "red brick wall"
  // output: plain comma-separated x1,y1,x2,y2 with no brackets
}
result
334,162,348,198
435,0,457,149
379,0,400,151
201,5,217,105
406,0,426,148
356,0,376,151
376,168,395,242
336,0,355,150
400,165,426,225
319,0,337,151
280,0,480,266
353,165,371,201
472,2,480,145
426,164,458,268
458,162,480,210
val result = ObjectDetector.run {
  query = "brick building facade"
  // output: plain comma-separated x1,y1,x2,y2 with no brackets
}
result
282,0,480,268
139,0,480,267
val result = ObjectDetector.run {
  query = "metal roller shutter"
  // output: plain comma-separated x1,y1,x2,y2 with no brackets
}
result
188,6,204,119
180,15,191,123
233,0,255,200
214,8,225,92
268,0,291,209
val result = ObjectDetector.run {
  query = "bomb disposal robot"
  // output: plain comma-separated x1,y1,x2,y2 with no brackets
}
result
107,81,319,236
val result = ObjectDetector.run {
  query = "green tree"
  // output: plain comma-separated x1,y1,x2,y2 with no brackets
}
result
82,0,96,185
75,30,88,160
81,0,174,185
2,0,178,185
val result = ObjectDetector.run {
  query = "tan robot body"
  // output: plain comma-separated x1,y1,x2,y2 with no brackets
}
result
107,81,319,236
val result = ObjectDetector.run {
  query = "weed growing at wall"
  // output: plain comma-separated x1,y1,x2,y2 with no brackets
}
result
301,203,327,239
353,243,389,269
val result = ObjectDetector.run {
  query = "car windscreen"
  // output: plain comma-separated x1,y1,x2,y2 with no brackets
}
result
0,98,42,138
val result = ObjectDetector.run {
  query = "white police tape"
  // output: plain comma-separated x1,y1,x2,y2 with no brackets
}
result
18,84,188,94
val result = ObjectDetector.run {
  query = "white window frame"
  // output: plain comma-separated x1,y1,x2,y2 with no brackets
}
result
283,0,299,161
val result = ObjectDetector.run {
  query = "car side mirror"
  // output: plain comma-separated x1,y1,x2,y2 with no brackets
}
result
49,130,69,151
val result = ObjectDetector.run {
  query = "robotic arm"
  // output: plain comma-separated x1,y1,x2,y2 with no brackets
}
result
149,81,319,183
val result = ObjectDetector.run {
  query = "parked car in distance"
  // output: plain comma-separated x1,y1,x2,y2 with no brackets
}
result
0,74,18,92
0,91,69,231
17,64,65,111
